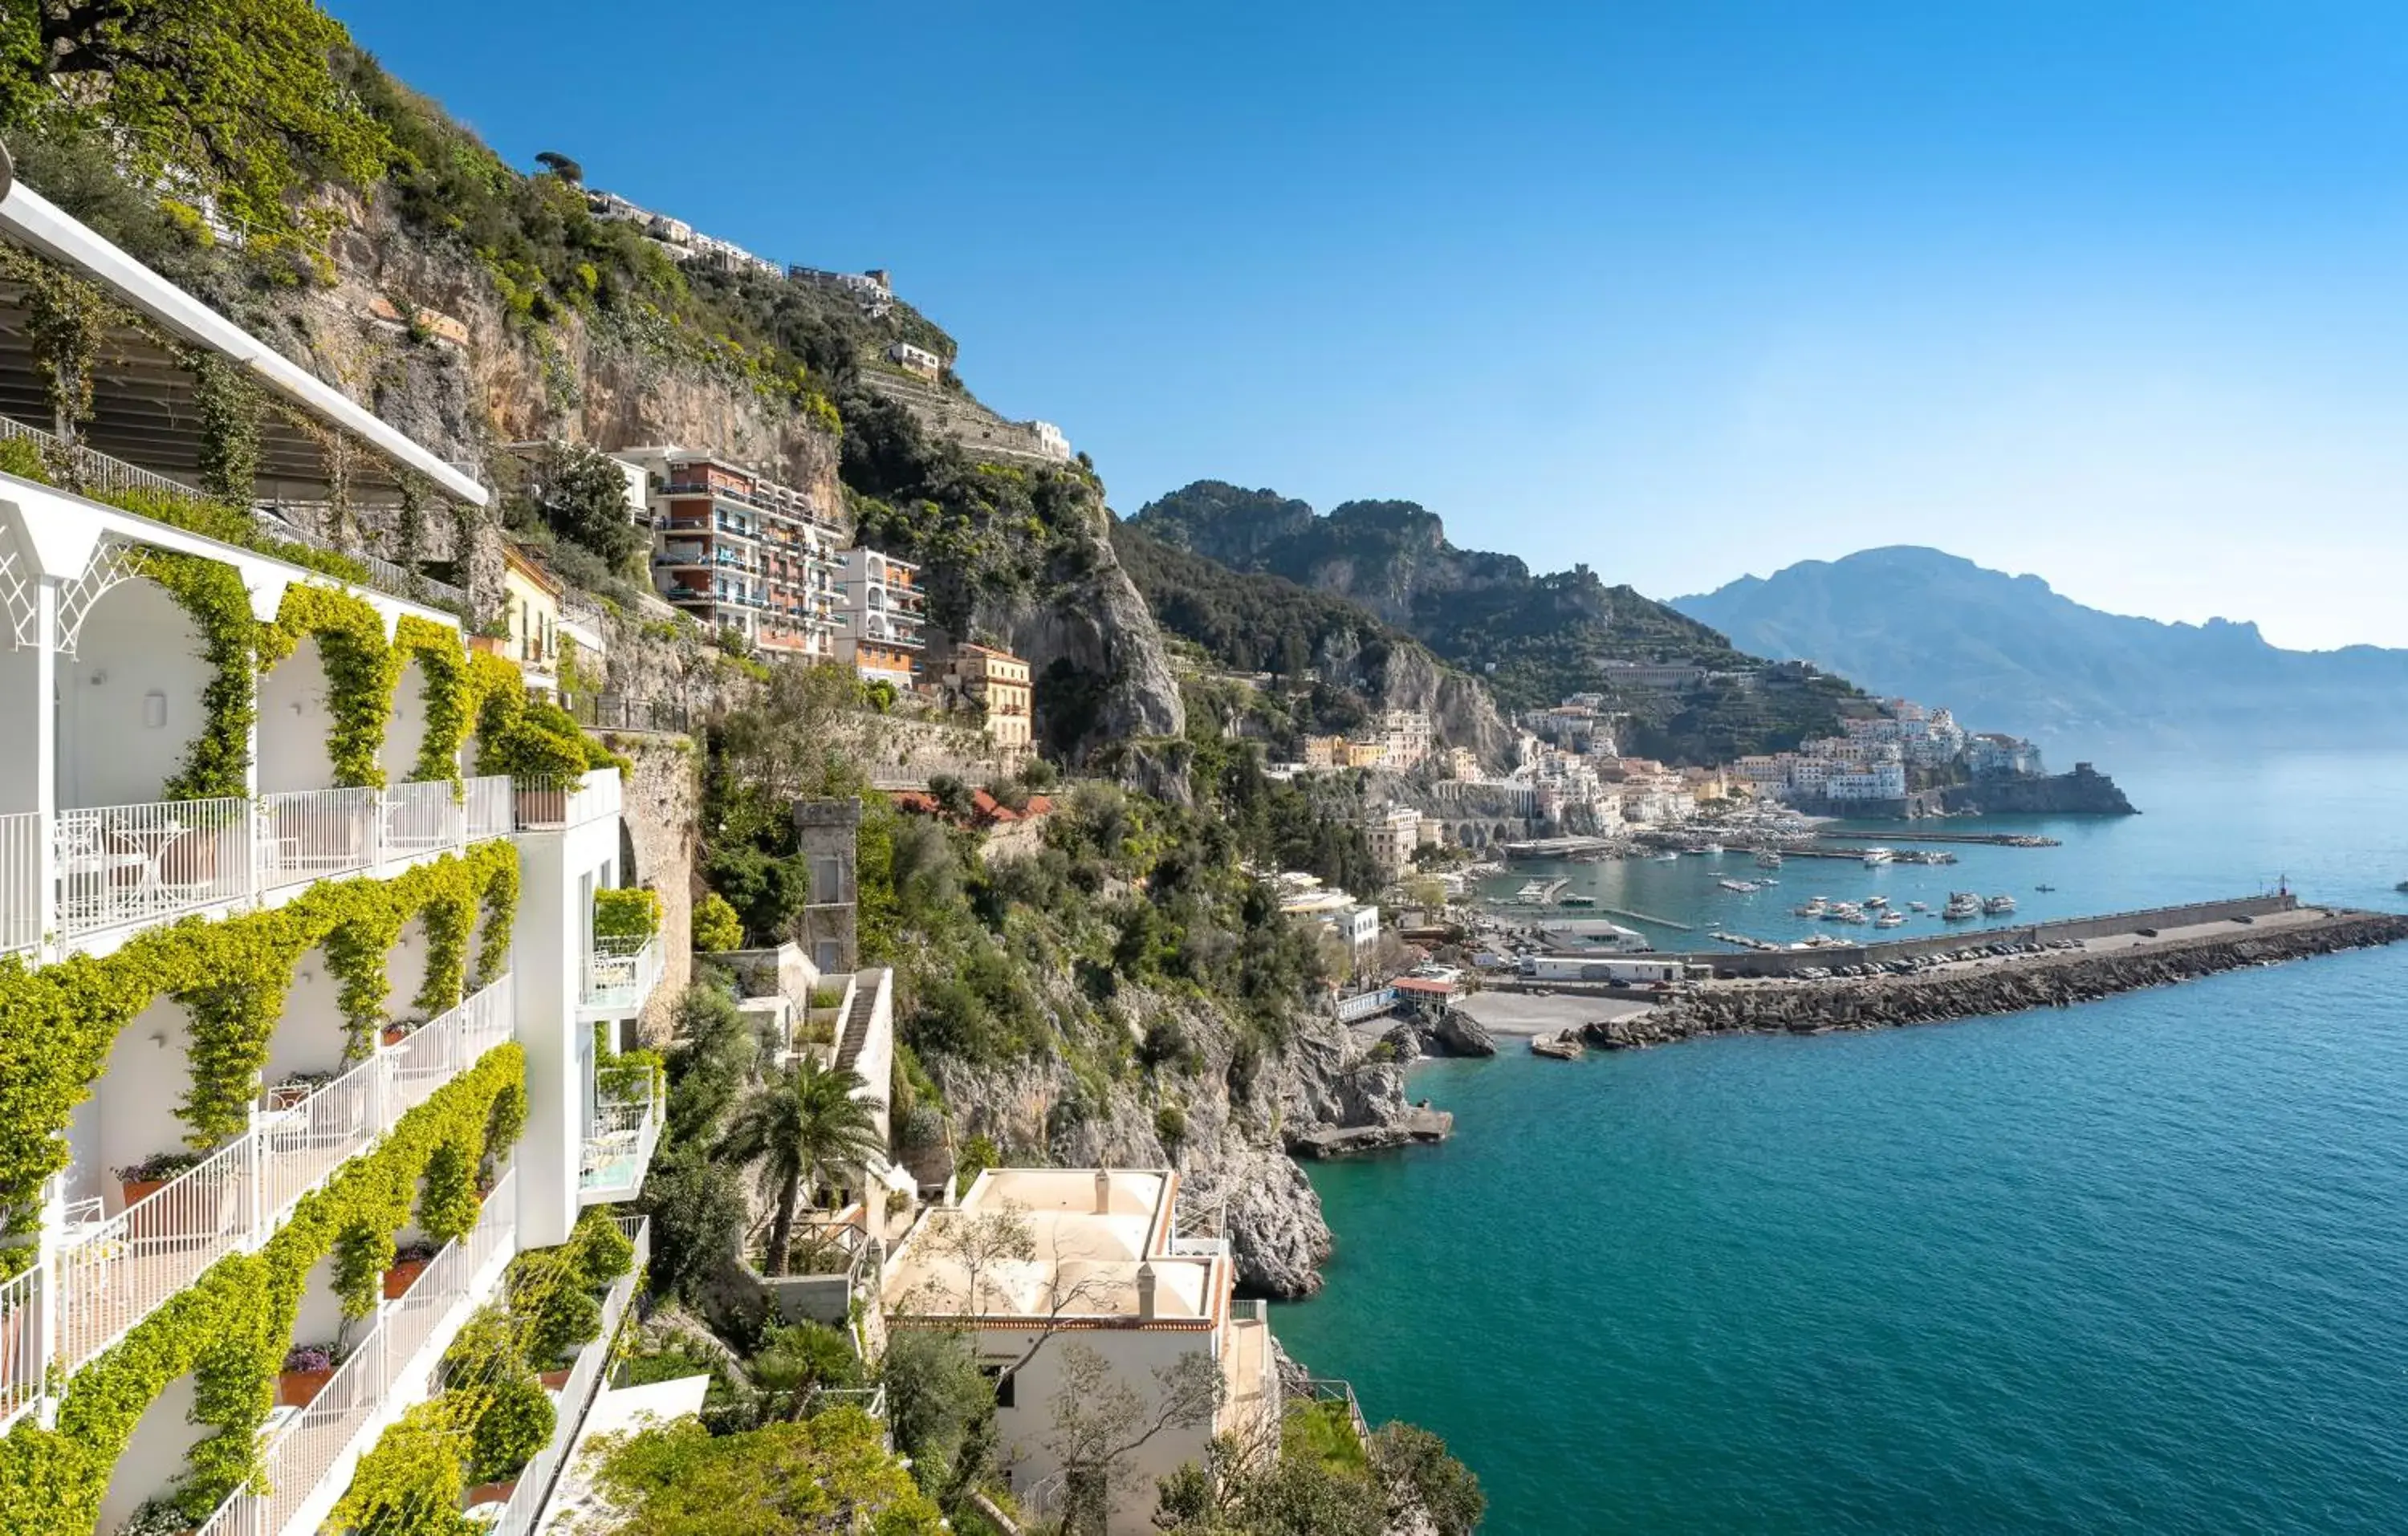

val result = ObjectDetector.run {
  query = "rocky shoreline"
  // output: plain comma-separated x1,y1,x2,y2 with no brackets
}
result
1592,908,2408,1046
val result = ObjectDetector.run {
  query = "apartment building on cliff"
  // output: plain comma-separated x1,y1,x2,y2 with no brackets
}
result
833,545,926,689
0,177,665,1536
931,640,1035,758
629,447,844,658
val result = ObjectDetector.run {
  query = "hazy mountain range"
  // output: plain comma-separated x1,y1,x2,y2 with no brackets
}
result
1673,547,2408,754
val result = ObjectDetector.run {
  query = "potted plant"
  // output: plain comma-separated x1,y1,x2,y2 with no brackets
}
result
115,1150,203,1215
278,1342,340,1408
115,1496,197,1536
462,1371,554,1507
380,1017,420,1049
384,1241,439,1300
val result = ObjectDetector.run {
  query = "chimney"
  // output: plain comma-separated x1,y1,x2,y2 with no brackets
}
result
1092,1168,1112,1215
1136,1260,1158,1321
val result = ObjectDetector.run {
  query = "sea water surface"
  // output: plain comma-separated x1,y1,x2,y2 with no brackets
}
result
1272,753,2408,1534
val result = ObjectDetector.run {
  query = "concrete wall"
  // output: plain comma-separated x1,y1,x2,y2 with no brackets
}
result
67,995,193,1211
60,578,215,807
980,1324,1220,1531
619,739,699,1043
258,635,341,795
381,656,433,785
512,815,621,1250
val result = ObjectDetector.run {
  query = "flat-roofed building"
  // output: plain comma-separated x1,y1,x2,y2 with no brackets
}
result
882,1168,1279,1529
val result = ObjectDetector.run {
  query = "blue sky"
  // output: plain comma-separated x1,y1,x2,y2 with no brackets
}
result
334,1,2408,649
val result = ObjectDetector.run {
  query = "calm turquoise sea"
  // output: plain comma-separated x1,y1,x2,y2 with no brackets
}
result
1273,753,2408,1534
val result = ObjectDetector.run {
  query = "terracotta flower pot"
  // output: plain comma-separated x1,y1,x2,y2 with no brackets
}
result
539,1365,573,1392
381,1023,413,1048
382,1258,432,1300
463,1478,517,1508
278,1366,336,1408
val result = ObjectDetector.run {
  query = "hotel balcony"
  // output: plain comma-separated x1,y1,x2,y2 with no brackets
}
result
0,973,517,1429
510,768,622,834
186,1168,522,1536
578,931,662,1019
577,1076,663,1205
0,775,514,964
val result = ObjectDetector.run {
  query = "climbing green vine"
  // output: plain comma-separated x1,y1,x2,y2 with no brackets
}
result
0,1047,528,1534
262,583,404,790
0,841,522,1241
188,353,265,503
0,245,113,441
141,551,261,803
397,614,476,788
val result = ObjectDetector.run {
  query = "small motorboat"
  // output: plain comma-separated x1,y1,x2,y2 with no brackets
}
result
2036,884,2057,893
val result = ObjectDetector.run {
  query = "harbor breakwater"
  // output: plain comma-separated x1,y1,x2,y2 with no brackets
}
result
1588,906,2408,1047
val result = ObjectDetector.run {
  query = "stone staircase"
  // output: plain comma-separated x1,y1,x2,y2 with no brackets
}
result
835,969,885,1074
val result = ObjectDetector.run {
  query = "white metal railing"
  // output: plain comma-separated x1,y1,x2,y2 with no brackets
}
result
57,796,250,938
1332,987,1400,1024
578,1082,662,1201
387,973,514,1116
54,1129,252,1375
0,1264,42,1428
0,811,36,956
22,782,513,959
252,504,469,611
465,774,514,841
512,768,621,832
256,786,380,892
490,1217,647,1536
52,975,514,1376
380,779,463,856
257,1050,381,1229
0,414,201,502
580,932,662,1014
196,1171,517,1536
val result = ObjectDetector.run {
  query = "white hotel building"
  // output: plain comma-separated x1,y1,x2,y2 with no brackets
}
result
0,173,664,1534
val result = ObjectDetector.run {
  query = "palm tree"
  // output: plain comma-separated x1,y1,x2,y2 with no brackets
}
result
714,1058,887,1276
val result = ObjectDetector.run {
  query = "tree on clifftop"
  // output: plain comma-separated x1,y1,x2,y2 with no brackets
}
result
0,0,391,248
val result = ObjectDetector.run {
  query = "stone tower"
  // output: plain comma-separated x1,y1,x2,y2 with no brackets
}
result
792,796,861,973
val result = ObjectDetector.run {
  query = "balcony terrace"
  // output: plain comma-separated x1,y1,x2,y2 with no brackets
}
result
189,1167,521,1536
483,1214,647,1535
0,973,518,1432
0,774,513,964
578,931,662,1018
577,1077,663,1205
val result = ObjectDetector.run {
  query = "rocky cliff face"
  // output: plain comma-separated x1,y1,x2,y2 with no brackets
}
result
287,190,844,506
923,974,1413,1298
1942,764,2138,816
1318,630,1515,766
972,496,1186,754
